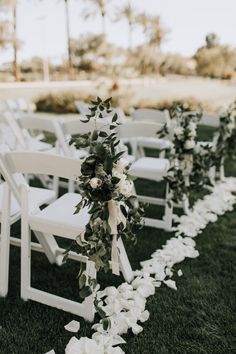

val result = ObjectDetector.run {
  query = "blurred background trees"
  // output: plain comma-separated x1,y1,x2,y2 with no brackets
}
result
195,34,236,79
0,0,235,82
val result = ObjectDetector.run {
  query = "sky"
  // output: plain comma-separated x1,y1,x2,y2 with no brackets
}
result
0,0,235,65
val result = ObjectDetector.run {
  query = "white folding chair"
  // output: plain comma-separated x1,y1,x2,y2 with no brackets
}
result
117,120,171,159
0,166,56,297
75,100,90,116
131,108,169,124
0,152,133,320
199,113,223,181
117,121,174,231
130,109,171,157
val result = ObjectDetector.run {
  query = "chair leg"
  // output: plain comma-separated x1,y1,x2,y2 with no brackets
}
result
68,179,75,193
20,184,31,301
220,159,225,181
164,184,173,232
118,237,134,283
0,185,11,297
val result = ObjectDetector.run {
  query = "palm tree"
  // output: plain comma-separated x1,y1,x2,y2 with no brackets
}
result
64,0,73,73
148,15,167,49
0,20,11,48
135,12,149,34
0,0,19,81
83,0,110,35
115,2,136,50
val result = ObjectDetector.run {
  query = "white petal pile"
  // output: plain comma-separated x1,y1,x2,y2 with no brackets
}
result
58,178,236,354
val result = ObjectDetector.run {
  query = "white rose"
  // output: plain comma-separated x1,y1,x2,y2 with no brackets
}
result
174,126,184,138
184,139,195,150
118,178,133,198
90,177,102,189
112,168,124,179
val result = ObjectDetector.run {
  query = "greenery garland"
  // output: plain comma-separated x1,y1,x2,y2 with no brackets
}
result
157,105,213,204
65,97,144,304
215,102,236,167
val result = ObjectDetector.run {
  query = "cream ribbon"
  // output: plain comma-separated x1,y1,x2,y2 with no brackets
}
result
108,200,127,276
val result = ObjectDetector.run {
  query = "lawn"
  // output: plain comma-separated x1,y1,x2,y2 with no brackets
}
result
0,127,235,354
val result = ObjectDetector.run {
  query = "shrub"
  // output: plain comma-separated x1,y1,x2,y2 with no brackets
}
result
35,92,94,114
194,45,236,79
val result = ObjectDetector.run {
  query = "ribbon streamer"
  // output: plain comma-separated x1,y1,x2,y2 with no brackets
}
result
108,200,126,276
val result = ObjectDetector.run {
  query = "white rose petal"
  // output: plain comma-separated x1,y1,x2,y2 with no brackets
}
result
164,279,177,290
64,320,80,333
177,269,183,277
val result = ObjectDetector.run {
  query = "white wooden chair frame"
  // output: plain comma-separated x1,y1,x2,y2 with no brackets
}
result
0,152,133,321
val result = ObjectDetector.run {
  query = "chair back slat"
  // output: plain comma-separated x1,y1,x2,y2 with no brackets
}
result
200,113,220,127
2,152,82,180
117,121,163,139
19,116,56,134
131,108,168,124
62,119,105,136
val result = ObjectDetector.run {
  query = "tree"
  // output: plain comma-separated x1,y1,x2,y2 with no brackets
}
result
147,15,167,49
135,12,150,35
64,0,73,73
205,33,220,49
0,0,19,81
115,2,137,50
83,0,110,35
194,35,236,79
0,20,11,48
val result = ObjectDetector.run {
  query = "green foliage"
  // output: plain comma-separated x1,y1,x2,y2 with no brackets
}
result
66,97,144,305
157,104,214,204
215,102,236,165
35,92,94,114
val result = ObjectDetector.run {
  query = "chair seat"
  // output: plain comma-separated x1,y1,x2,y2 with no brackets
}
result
0,184,55,220
130,157,170,181
29,193,90,239
137,137,172,150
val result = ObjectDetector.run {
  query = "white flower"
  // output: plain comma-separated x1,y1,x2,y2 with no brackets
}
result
117,178,133,198
174,126,184,138
112,168,124,179
65,336,103,354
188,121,197,135
115,158,130,172
184,139,195,150
90,177,102,189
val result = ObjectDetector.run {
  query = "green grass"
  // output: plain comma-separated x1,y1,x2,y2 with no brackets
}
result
0,131,236,354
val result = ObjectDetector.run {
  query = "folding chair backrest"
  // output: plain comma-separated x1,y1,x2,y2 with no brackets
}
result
4,112,27,148
5,99,19,113
2,151,82,181
61,118,105,136
200,113,220,127
117,121,163,139
131,108,168,124
18,116,56,134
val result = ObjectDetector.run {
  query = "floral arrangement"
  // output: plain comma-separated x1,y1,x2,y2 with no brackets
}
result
157,105,212,204
215,102,236,167
67,97,143,304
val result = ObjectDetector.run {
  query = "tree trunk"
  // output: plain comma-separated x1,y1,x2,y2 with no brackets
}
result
64,0,73,78
128,21,132,51
101,13,106,35
13,0,19,81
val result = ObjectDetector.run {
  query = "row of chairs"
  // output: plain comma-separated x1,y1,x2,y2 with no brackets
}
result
0,99,223,321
